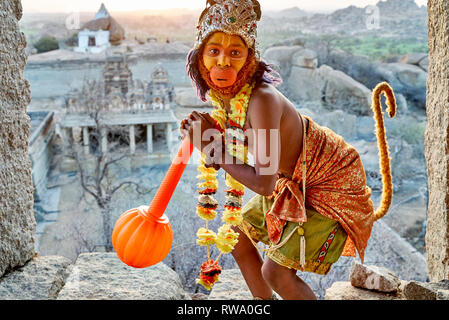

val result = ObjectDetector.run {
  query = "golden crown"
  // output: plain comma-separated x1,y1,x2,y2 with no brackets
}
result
195,0,260,55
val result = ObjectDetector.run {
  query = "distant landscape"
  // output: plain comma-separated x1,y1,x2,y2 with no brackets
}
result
21,0,427,60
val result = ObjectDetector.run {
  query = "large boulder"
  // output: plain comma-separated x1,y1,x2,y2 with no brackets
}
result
291,49,318,69
0,0,36,278
418,56,429,72
425,0,449,282
288,66,324,102
311,47,427,111
288,65,372,115
263,45,304,78
263,45,304,66
0,255,71,300
317,109,357,141
320,66,372,115
375,63,427,110
57,252,191,300
398,53,428,67
379,63,427,88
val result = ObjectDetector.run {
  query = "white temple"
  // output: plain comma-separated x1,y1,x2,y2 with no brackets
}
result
75,3,123,54
75,29,110,54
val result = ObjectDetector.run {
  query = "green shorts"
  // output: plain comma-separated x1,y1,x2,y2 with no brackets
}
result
238,194,348,275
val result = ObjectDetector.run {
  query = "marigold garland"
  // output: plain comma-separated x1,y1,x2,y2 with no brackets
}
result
196,260,222,291
195,82,255,290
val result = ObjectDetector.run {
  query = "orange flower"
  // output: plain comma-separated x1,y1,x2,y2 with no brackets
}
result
196,260,222,290
234,101,243,113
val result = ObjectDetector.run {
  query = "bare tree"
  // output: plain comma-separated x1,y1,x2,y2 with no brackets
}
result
58,86,156,252
70,216,98,257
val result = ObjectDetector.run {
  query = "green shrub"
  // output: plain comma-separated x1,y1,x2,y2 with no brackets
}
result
390,121,426,146
34,36,59,53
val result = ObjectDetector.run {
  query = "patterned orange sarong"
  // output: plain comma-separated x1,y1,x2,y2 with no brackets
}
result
266,115,374,263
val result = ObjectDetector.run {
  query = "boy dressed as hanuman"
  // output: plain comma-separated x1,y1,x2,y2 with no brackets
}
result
181,0,396,300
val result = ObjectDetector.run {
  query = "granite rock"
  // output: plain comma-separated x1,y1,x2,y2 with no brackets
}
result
349,261,401,293
0,0,36,278
403,280,449,300
325,281,403,300
291,49,318,69
209,269,254,300
57,252,191,300
288,65,372,116
0,255,71,299
398,53,428,66
424,0,449,281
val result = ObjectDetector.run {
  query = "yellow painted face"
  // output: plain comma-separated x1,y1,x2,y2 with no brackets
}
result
202,31,249,74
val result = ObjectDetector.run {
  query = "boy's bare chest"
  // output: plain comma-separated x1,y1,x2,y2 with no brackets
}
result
242,104,305,179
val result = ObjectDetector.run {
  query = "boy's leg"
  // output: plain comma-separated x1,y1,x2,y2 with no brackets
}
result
231,226,274,299
261,258,317,300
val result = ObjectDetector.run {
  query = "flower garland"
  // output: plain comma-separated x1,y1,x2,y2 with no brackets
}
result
195,82,255,290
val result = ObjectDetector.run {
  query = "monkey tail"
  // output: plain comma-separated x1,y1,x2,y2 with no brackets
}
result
371,82,397,221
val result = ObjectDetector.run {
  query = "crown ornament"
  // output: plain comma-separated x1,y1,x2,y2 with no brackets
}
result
195,0,261,56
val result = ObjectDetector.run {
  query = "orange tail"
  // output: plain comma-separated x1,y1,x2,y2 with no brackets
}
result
371,82,397,221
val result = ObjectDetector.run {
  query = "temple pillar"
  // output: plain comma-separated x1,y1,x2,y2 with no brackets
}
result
147,124,153,153
82,127,89,155
130,125,136,154
72,127,82,144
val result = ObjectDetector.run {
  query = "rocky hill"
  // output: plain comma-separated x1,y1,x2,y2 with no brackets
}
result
21,0,427,53
259,0,427,40
264,7,311,19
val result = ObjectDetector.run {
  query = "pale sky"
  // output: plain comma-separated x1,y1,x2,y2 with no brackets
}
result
22,0,428,14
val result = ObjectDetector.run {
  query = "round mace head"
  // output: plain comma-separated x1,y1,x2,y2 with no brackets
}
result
112,205,173,269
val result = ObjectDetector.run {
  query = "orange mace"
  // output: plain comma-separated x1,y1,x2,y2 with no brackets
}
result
112,138,194,268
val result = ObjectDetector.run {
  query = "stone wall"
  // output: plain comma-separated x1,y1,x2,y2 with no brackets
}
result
0,0,36,278
424,0,449,282
29,111,55,202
